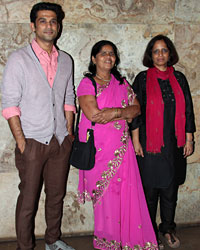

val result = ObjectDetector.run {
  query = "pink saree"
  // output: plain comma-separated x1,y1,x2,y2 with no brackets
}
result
77,75,158,250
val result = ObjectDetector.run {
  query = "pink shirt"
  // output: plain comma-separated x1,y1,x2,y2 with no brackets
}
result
2,40,75,120
32,39,58,88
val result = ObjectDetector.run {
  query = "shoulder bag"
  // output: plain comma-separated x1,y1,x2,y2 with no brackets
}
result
69,77,97,170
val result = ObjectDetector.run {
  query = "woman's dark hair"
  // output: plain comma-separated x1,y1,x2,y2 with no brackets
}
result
30,2,65,25
143,34,179,68
85,40,124,84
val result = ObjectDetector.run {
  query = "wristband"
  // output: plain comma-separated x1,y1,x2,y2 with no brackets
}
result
186,140,194,145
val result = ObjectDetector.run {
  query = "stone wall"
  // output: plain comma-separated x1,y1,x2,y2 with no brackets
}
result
0,0,199,239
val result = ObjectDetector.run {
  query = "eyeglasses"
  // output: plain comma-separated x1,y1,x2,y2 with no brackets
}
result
98,51,115,57
152,48,169,55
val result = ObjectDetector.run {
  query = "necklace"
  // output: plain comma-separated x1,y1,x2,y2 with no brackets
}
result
96,73,111,82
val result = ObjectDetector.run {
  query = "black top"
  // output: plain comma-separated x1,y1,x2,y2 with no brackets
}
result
130,70,196,188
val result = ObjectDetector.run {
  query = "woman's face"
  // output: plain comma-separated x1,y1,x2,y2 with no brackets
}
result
152,40,169,70
92,44,116,73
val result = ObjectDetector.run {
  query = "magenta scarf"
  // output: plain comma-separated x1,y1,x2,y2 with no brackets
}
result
146,66,186,153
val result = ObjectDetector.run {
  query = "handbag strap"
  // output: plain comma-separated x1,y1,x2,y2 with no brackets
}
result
75,76,97,135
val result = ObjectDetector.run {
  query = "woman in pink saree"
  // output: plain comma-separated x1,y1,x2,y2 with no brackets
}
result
77,40,158,250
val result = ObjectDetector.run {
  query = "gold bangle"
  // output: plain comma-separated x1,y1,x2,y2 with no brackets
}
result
115,108,118,118
115,108,120,118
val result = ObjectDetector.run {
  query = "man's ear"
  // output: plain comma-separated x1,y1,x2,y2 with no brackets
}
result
30,22,36,32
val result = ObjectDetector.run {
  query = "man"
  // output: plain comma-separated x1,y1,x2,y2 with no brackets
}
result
1,2,75,250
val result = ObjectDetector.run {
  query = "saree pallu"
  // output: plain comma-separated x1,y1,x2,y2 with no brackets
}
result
77,75,158,250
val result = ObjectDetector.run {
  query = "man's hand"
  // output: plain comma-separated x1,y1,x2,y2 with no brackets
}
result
68,134,75,143
17,138,26,154
65,111,75,141
8,116,26,153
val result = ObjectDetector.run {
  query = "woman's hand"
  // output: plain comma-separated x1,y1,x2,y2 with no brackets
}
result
133,141,144,157
131,128,144,157
126,118,133,123
184,133,194,158
92,108,116,124
183,141,194,158
78,95,120,124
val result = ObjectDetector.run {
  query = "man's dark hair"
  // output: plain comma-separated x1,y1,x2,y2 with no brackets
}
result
143,34,179,68
30,2,65,25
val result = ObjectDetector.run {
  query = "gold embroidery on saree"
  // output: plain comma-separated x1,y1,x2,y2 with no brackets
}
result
92,123,129,206
114,149,120,157
97,82,110,97
122,99,127,108
77,190,92,204
114,122,122,130
121,129,129,144
127,85,136,106
94,235,121,249
94,235,159,250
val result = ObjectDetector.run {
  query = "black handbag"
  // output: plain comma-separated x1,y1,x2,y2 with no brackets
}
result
70,77,97,170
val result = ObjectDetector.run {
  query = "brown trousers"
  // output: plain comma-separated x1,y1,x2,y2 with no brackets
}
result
15,135,72,250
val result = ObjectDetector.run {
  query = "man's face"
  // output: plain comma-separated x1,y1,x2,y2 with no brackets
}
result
30,10,60,44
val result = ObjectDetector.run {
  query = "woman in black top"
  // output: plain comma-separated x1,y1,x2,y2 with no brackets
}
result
130,35,195,249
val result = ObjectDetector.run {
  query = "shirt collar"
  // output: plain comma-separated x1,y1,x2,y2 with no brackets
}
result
31,39,58,58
